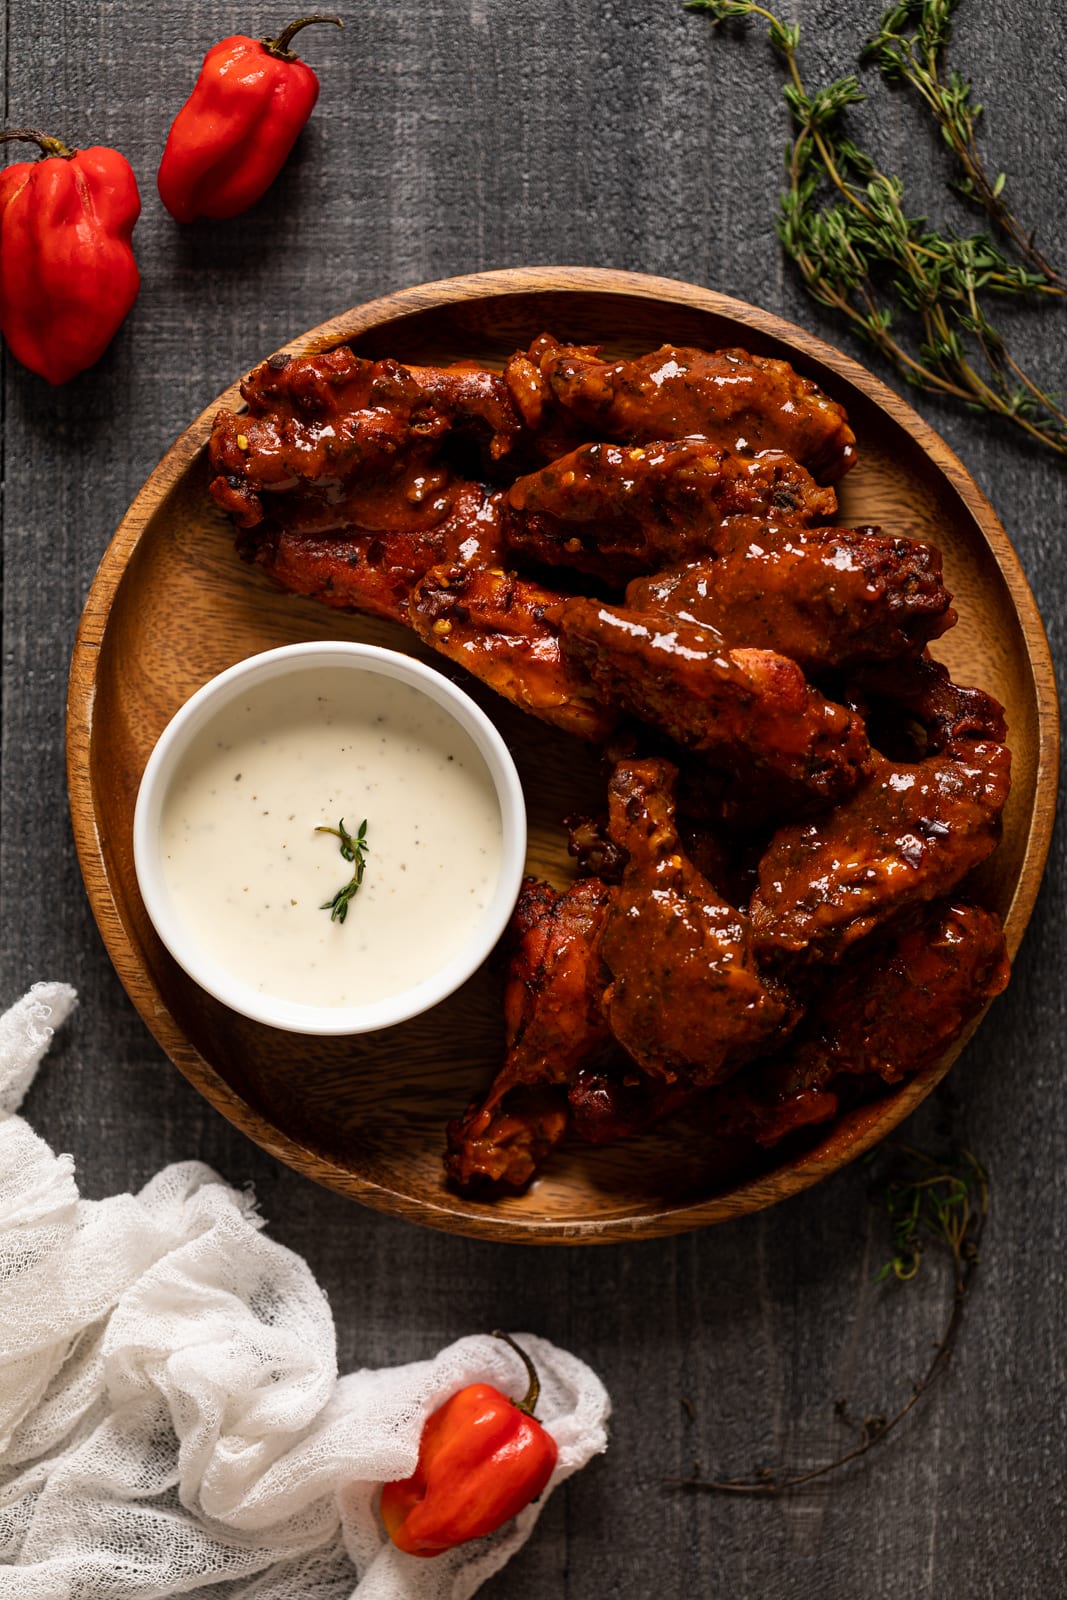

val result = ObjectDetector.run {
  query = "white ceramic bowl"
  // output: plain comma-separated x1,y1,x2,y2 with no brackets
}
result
133,642,527,1034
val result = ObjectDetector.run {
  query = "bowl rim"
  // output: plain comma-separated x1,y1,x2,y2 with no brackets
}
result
69,265,1060,1242
131,639,528,1036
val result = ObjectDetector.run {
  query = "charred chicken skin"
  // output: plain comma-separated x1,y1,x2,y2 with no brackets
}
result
709,899,1009,1147
629,525,956,673
750,740,1011,965
503,440,837,584
516,335,857,483
599,759,789,1086
560,600,872,806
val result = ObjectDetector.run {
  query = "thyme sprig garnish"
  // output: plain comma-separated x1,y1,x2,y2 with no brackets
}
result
668,1143,988,1496
316,816,369,923
685,0,1067,454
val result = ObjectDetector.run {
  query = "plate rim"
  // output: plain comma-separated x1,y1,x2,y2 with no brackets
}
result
66,265,1061,1243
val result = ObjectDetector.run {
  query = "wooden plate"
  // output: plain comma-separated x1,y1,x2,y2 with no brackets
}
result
67,267,1059,1243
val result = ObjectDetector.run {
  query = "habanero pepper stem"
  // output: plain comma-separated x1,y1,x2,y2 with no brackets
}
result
157,15,344,224
0,128,141,385
379,1332,559,1559
492,1328,542,1413
264,14,344,59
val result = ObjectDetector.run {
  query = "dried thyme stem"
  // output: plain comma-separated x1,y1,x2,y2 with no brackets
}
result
666,1145,988,1495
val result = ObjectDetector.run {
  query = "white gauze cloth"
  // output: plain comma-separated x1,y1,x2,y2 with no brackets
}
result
0,984,610,1599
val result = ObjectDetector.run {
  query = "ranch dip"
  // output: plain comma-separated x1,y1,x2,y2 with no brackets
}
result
158,666,504,1008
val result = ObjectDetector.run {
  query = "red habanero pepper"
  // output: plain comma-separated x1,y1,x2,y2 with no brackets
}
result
157,15,343,223
0,129,140,385
380,1332,559,1558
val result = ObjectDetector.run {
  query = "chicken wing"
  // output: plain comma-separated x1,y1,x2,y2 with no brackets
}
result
629,525,955,672
499,876,614,1088
844,652,1007,756
599,759,790,1085
519,335,857,483
503,440,837,584
210,405,446,533
444,876,613,1190
209,347,523,529
750,741,1011,964
242,479,503,625
560,600,871,805
709,899,1009,1146
240,345,522,457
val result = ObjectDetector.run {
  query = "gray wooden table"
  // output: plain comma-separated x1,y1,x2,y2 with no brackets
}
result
3,2,1064,1594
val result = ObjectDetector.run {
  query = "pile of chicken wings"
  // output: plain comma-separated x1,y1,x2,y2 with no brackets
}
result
209,333,1011,1193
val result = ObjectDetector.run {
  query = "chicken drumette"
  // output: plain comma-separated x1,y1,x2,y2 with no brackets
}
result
444,876,614,1190
599,759,791,1086
210,346,524,529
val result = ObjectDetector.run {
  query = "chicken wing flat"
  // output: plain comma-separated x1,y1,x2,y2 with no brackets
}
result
243,480,503,625
240,345,521,455
209,347,523,529
444,877,613,1190
560,600,871,805
750,741,1011,964
520,335,857,483
628,525,955,673
600,759,789,1085
503,440,837,584
210,404,446,533
411,561,616,741
709,899,1009,1147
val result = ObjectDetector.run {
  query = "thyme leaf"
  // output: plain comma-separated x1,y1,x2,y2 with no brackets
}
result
685,0,1067,454
316,816,369,924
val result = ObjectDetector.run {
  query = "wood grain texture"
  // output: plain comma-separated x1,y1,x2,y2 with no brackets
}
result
4,2,1066,1595
67,268,1059,1243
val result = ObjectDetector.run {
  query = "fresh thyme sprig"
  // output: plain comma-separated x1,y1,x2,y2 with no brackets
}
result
685,0,1067,454
667,1143,988,1495
878,1142,987,1283
316,816,369,923
862,1,1066,290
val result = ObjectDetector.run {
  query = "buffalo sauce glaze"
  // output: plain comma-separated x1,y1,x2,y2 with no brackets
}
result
159,667,503,1007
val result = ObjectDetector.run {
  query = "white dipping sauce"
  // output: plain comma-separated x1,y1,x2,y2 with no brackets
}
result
159,666,504,1008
